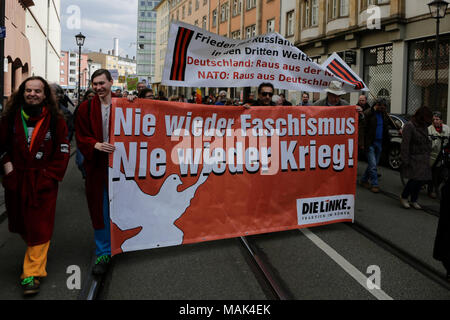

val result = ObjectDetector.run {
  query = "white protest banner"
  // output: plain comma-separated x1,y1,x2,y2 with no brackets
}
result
162,21,360,92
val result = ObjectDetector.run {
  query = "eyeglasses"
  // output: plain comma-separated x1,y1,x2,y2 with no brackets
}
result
261,92,273,97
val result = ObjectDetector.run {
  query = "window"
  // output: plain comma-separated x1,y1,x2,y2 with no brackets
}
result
212,9,217,27
233,0,241,16
330,0,338,19
267,19,275,33
232,30,241,39
304,1,310,27
407,35,449,118
202,16,207,29
220,3,229,22
247,0,256,10
329,0,349,19
361,0,389,11
311,0,318,26
363,44,393,110
304,0,318,28
286,10,294,37
246,25,256,38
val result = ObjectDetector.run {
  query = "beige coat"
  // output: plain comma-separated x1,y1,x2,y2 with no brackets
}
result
428,124,450,166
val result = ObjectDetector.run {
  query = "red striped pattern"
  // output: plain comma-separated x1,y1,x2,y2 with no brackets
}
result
327,60,365,90
170,27,194,81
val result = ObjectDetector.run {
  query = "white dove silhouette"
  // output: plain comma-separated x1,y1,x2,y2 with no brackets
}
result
111,166,210,253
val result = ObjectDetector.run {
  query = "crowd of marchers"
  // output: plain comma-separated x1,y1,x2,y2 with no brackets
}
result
0,72,449,297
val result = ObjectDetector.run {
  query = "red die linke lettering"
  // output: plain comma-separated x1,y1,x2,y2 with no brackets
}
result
302,199,349,215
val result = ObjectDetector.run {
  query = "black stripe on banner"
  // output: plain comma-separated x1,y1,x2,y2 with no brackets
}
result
170,27,187,81
332,59,360,83
329,61,365,89
329,62,357,85
179,29,194,82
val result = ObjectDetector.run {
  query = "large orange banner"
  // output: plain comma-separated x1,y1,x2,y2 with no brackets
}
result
109,99,358,256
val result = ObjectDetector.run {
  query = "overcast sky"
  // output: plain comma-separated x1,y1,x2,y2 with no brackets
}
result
60,0,138,58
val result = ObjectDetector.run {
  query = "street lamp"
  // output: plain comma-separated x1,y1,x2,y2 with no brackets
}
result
87,58,93,88
427,0,449,111
75,32,86,105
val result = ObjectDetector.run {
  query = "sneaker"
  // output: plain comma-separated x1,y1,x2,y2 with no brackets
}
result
411,202,422,210
370,186,380,193
400,198,410,209
92,255,111,275
21,276,40,296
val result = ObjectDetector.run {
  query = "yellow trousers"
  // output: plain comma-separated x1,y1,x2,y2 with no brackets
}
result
21,241,50,279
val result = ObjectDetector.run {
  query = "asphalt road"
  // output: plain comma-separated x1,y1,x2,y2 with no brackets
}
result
0,158,448,300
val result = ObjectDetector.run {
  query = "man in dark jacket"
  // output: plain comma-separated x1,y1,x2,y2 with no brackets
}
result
357,94,371,111
253,82,276,106
360,98,390,193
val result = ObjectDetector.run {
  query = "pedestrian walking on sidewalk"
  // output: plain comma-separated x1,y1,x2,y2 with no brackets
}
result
360,98,390,193
433,142,450,282
0,76,70,295
75,69,116,275
400,106,433,209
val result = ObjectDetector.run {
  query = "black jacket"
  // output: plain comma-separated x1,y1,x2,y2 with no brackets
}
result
362,107,390,149
434,181,450,264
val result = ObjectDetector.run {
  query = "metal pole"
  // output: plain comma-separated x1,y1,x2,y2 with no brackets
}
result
78,45,81,106
434,17,440,111
0,0,6,109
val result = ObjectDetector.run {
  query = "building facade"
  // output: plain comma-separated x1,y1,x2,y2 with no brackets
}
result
87,50,136,90
154,0,170,94
293,0,450,123
151,0,449,115
155,0,283,98
137,0,160,85
60,50,88,92
3,0,34,99
25,0,61,84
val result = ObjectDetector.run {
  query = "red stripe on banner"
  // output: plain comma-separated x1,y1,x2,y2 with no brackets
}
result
331,61,359,83
330,61,364,89
171,27,187,81
329,62,358,85
328,64,357,85
177,29,193,81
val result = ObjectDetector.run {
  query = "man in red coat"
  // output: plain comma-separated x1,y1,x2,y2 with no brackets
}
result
0,76,70,295
75,69,116,275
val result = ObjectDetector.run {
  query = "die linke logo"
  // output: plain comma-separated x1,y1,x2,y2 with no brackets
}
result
297,195,354,226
